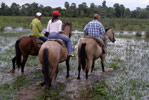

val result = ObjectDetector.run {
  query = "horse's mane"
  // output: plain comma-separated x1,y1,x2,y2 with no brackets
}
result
105,28,111,32
62,22,72,37
62,22,72,30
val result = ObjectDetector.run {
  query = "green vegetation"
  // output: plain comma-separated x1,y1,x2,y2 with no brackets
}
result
80,79,117,100
0,1,149,19
36,83,67,100
0,70,42,100
0,16,149,31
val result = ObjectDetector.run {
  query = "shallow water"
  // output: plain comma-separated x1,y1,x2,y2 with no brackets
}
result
0,27,149,99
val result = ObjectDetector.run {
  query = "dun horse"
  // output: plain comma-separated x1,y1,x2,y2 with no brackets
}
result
11,33,44,73
77,28,116,79
38,22,72,86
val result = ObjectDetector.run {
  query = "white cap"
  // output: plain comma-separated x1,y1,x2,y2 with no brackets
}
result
36,12,42,16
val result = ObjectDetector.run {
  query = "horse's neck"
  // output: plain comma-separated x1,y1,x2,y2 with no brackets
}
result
103,34,108,45
63,26,70,37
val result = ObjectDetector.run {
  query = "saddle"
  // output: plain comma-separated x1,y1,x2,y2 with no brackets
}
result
85,36,104,47
29,35,44,55
85,36,105,54
30,36,44,46
48,39,66,47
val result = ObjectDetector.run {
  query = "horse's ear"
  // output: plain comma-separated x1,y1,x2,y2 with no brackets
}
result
105,28,110,32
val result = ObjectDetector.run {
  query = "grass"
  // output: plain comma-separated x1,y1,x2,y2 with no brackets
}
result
0,16,149,31
36,83,67,100
79,79,117,100
0,69,42,100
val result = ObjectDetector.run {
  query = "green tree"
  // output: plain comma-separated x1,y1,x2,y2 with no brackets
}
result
10,3,20,16
124,8,130,18
114,3,121,17
70,3,77,17
102,0,106,7
107,7,115,18
64,2,69,9
0,2,9,15
120,4,125,18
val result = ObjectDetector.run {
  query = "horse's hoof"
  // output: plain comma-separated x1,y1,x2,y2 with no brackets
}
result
66,75,69,78
77,77,81,80
5,69,15,73
36,81,45,87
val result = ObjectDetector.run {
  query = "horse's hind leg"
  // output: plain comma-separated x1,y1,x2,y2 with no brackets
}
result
21,55,29,73
66,58,70,78
86,69,89,79
49,66,57,86
12,56,16,73
91,60,95,72
54,66,58,80
77,58,81,79
101,56,105,72
86,59,92,79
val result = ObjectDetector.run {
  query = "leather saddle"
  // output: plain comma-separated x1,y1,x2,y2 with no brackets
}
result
85,36,104,47
29,36,44,55
48,39,66,47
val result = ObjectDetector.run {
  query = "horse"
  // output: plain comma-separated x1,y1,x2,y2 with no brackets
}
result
77,28,116,79
11,33,44,73
38,22,72,86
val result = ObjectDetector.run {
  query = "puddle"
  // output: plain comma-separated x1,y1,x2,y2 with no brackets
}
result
0,27,149,99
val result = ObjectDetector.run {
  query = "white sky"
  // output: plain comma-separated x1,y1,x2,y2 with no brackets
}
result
0,0,149,10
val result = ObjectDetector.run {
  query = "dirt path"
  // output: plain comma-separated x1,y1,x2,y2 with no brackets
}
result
17,66,113,100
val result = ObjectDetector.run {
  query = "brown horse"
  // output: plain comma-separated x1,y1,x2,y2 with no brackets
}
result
77,28,116,79
11,34,44,73
38,22,72,86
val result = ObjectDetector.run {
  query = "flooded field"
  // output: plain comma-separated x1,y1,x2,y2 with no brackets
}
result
0,27,149,100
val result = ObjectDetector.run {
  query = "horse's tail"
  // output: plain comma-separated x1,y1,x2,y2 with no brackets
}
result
42,48,50,84
80,43,86,71
15,39,22,69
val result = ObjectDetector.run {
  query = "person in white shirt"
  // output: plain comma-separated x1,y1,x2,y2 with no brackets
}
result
46,10,74,57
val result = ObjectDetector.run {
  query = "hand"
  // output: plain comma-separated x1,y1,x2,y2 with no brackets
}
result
45,32,49,37
59,31,64,34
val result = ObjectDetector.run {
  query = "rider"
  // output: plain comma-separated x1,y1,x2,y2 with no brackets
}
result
30,12,48,42
46,10,74,57
83,13,106,53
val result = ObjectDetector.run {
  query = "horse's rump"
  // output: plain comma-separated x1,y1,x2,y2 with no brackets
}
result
40,41,68,63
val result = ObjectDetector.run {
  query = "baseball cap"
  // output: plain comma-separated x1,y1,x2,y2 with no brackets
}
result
36,12,42,16
52,10,61,16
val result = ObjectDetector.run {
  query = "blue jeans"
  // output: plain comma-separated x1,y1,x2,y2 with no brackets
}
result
48,33,73,52
39,36,48,42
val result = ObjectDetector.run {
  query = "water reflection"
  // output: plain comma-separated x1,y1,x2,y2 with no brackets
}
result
0,27,31,33
0,27,148,38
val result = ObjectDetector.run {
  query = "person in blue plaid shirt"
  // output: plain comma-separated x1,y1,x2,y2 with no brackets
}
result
84,14,106,53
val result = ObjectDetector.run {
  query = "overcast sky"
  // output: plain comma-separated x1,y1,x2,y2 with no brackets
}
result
0,0,149,10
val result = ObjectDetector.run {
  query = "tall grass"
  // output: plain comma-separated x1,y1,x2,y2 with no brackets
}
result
0,16,149,31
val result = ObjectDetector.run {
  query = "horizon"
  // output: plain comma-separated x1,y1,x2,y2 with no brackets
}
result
0,0,149,10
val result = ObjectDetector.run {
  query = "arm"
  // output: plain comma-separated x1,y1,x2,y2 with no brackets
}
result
99,24,105,39
58,20,62,32
83,24,89,35
46,20,50,33
37,21,43,32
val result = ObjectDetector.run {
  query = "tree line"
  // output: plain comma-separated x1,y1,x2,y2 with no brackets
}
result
0,1,149,18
